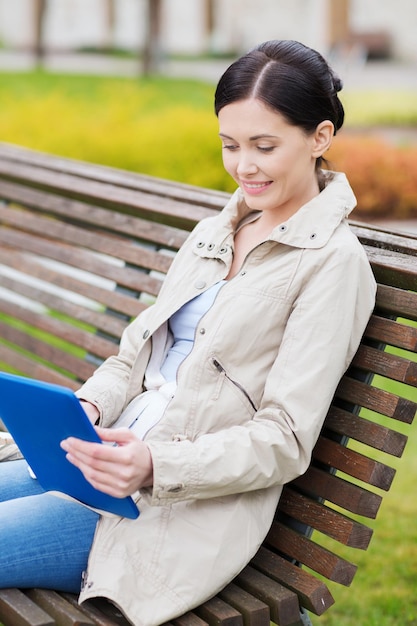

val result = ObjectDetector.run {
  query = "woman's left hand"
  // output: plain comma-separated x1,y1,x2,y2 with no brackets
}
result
60,427,153,498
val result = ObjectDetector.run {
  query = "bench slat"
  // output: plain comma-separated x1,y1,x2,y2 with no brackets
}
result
0,298,118,362
235,566,301,626
60,594,130,626
0,589,55,626
352,344,417,387
0,273,128,341
219,583,270,626
352,223,417,258
251,548,334,616
336,376,417,423
365,315,417,352
0,322,96,383
313,436,396,491
0,228,163,297
376,283,417,322
171,613,209,626
0,142,229,210
194,596,243,625
0,344,80,390
0,248,145,319
0,180,189,250
293,465,382,518
0,158,214,229
324,406,407,457
279,488,373,548
365,246,417,291
26,589,95,625
0,203,174,276
266,521,357,586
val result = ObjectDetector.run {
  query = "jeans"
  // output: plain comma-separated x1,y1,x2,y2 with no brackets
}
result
0,459,99,592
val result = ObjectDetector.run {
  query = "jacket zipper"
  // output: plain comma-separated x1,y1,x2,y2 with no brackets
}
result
212,358,257,412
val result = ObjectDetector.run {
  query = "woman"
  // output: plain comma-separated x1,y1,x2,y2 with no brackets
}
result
0,40,376,625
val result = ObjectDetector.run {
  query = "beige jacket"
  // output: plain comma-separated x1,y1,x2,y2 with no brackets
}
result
77,173,376,625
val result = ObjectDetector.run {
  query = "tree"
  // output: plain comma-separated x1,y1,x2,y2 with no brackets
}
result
33,0,47,65
142,0,163,75
103,0,116,51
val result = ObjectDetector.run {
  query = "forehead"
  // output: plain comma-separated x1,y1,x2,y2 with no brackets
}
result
218,98,292,137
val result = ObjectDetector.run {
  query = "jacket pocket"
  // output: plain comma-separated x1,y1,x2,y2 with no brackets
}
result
210,356,257,413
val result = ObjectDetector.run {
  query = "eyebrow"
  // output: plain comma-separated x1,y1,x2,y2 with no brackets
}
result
219,133,278,141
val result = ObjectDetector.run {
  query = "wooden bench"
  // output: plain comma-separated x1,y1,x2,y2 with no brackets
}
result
0,141,416,626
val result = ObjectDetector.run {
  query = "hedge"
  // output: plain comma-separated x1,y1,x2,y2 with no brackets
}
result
328,134,417,219
0,72,416,219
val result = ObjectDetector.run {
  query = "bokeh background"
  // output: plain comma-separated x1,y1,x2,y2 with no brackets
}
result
1,0,417,229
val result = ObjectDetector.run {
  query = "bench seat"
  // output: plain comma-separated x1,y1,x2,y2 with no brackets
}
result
0,142,416,626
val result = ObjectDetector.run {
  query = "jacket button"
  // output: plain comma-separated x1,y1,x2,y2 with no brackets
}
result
142,329,150,339
199,328,206,335
167,484,184,493
172,433,187,441
195,280,206,289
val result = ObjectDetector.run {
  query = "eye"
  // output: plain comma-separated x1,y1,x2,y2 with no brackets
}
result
257,146,275,153
222,144,239,152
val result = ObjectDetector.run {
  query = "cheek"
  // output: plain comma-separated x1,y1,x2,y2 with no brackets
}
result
222,153,236,176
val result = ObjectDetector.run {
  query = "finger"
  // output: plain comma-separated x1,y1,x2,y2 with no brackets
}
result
62,436,136,480
61,437,103,460
95,426,137,446
61,444,126,494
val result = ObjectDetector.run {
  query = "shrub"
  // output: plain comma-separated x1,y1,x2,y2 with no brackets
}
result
328,135,417,219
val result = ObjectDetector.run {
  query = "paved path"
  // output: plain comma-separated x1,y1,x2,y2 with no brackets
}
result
0,50,416,91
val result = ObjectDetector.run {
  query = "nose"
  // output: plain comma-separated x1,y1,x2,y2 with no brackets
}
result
236,150,258,177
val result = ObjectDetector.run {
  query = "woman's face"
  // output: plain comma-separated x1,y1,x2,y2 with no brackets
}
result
218,98,326,221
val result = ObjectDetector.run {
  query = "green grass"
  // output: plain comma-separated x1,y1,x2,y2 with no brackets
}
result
343,89,417,127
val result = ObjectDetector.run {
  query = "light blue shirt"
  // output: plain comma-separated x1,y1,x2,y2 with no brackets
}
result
160,281,225,381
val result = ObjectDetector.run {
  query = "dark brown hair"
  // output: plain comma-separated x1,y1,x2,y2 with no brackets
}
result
215,40,344,185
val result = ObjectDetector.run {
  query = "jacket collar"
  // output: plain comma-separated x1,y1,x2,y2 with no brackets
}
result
197,172,356,256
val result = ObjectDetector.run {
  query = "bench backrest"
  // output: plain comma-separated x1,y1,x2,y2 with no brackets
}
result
0,142,416,624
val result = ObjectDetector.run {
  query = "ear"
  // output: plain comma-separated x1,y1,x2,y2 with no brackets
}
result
311,120,334,158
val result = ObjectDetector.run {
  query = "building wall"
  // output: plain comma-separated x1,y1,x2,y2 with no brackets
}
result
350,0,417,60
0,0,415,61
211,0,329,55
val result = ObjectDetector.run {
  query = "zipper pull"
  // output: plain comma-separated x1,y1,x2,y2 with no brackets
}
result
212,358,224,373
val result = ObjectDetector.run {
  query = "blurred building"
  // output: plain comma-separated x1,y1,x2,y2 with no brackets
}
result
0,0,416,62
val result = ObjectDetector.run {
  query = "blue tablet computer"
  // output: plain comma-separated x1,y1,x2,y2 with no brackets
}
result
0,371,139,519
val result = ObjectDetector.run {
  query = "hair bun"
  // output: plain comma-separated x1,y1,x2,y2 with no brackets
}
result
332,74,343,93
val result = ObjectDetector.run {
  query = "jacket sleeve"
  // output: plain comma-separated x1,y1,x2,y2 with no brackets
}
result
74,313,151,425
148,243,377,505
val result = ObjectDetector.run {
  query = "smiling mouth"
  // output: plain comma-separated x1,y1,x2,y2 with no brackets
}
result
241,181,272,193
